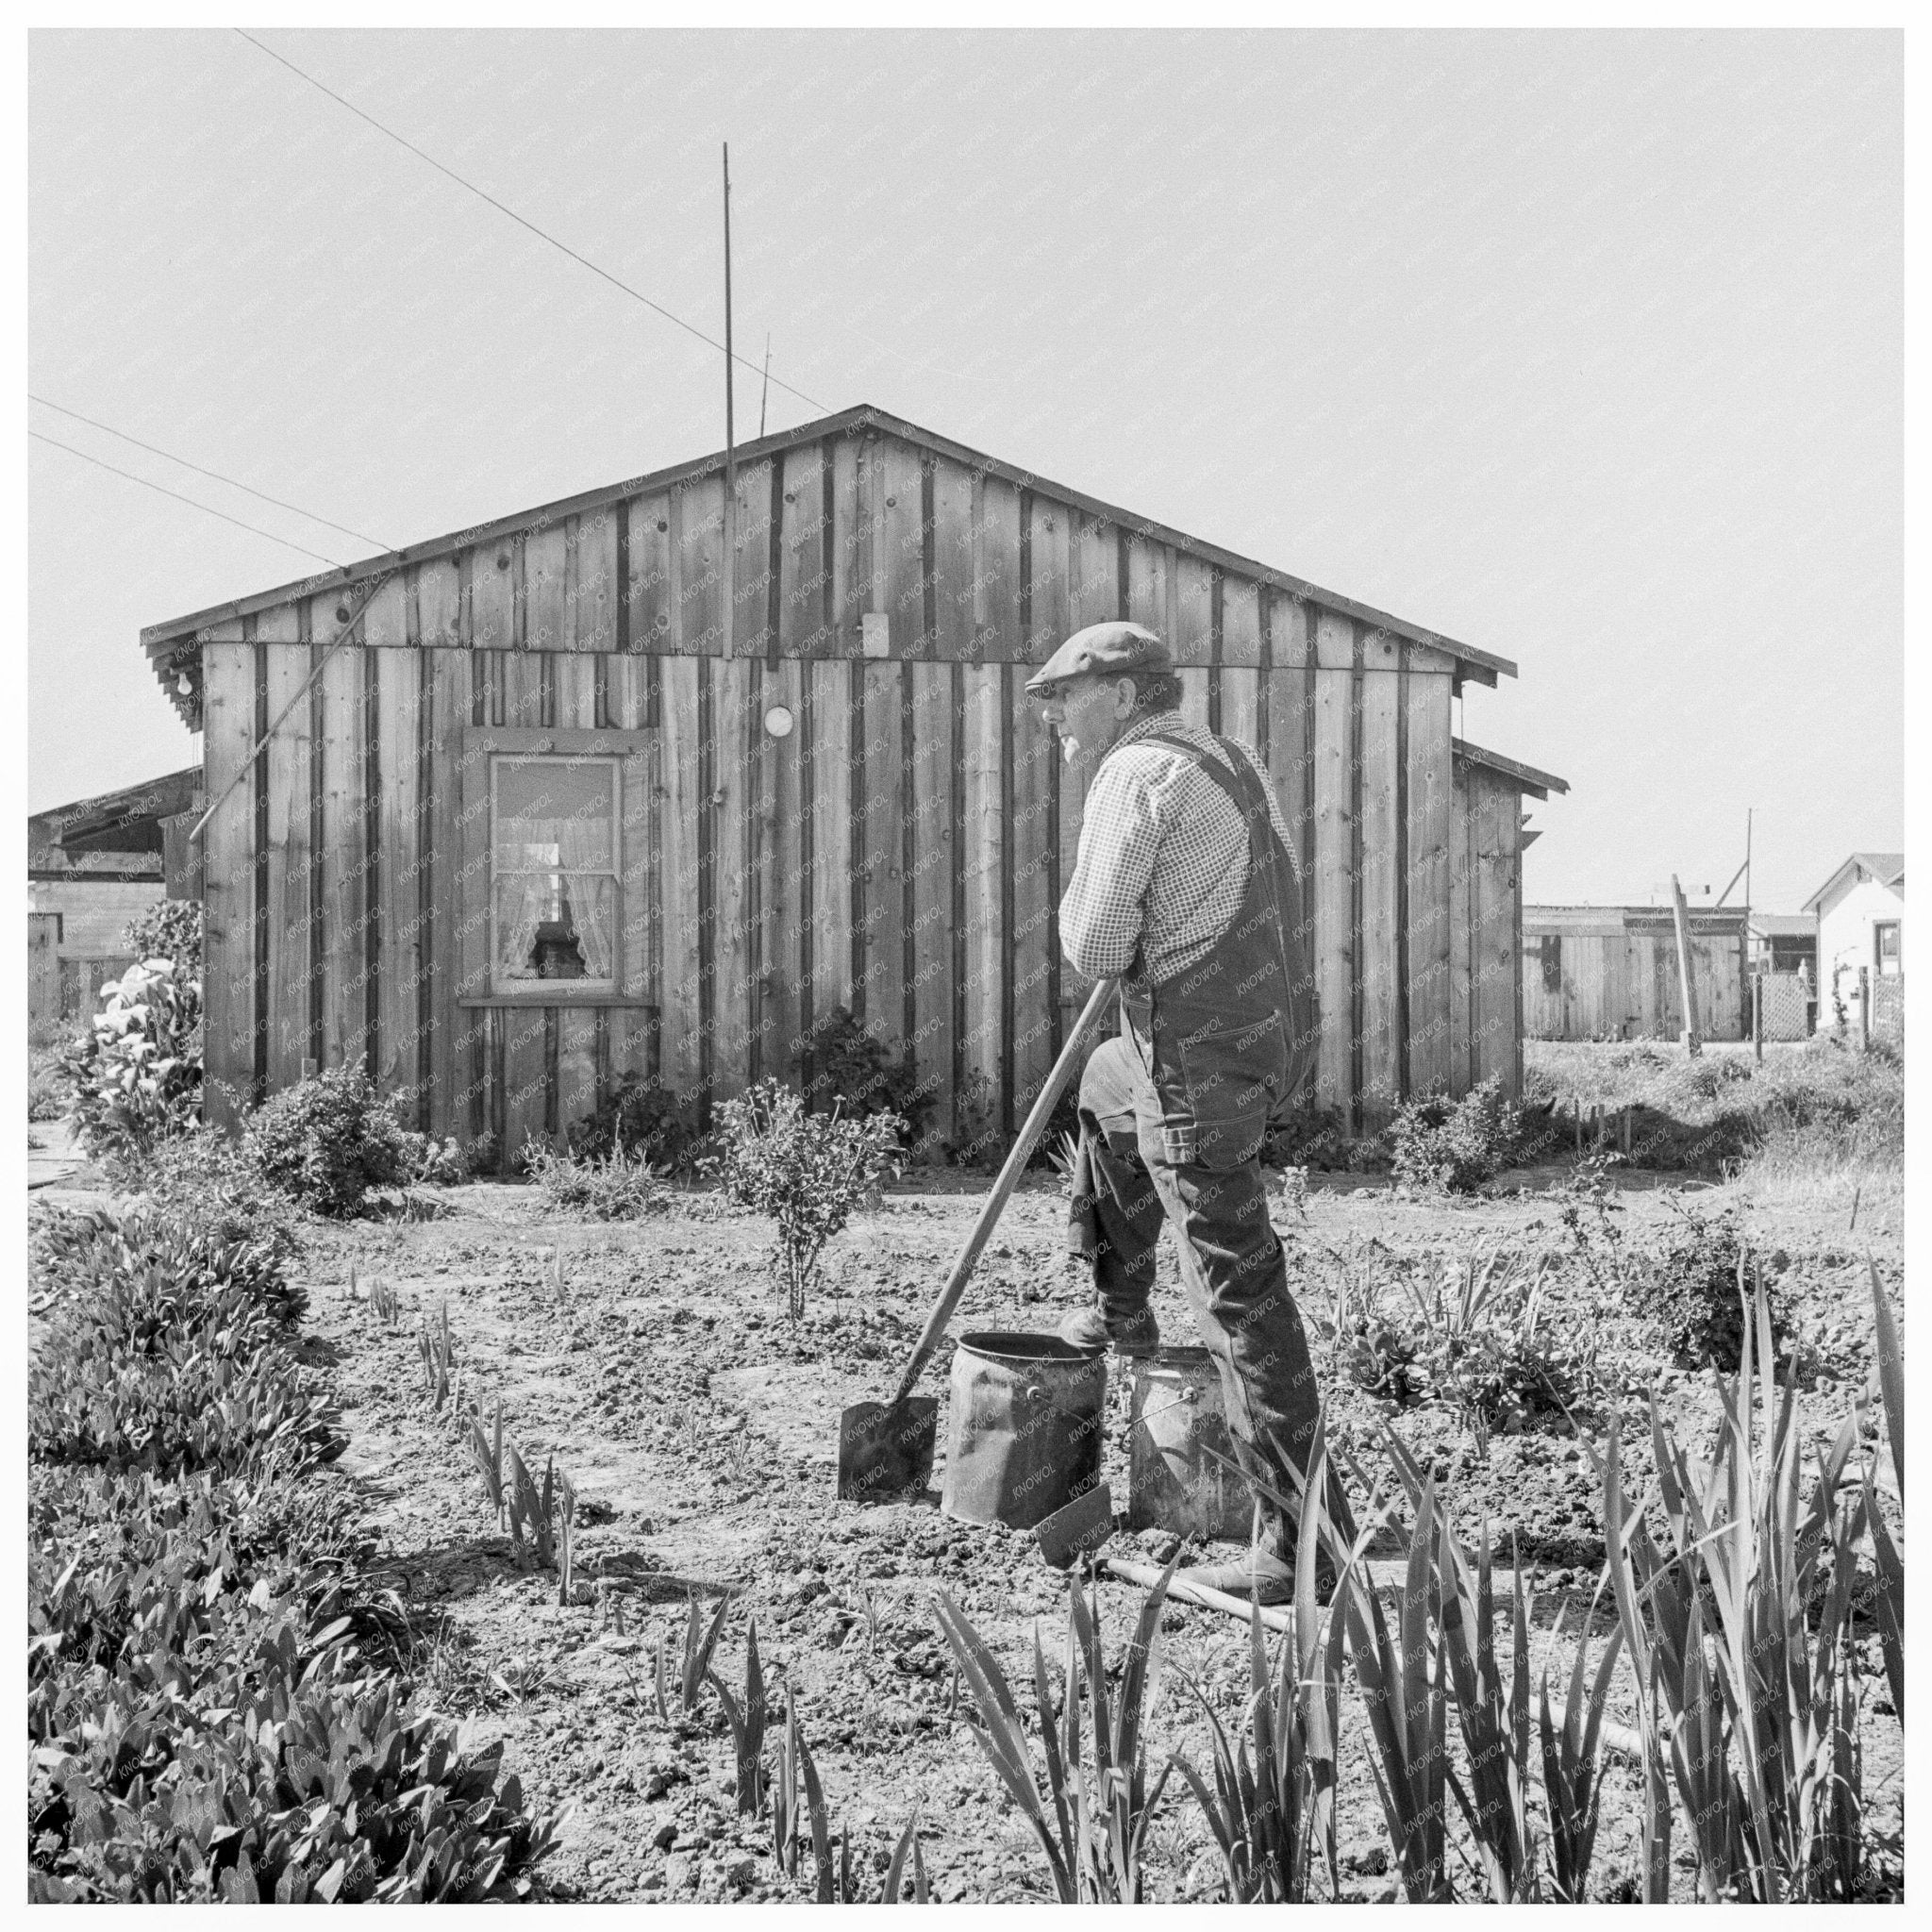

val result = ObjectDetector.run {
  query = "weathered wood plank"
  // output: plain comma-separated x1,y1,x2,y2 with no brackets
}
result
760,657,807,1084
526,521,569,657
1311,611,1355,1116
317,625,367,1073
424,649,476,1141
1404,667,1455,1097
1359,625,1403,1123
472,536,515,653
959,660,1006,1158
1124,532,1172,640
417,556,463,650
806,658,855,1082
826,434,863,659
376,642,422,1104
908,659,955,1155
500,1001,549,1163
932,456,976,660
658,657,705,1094
574,503,621,653
975,471,1023,664
710,659,755,1096
1009,658,1057,1120
777,443,829,658
626,492,674,656
1176,668,1211,730
859,655,907,1057
1473,771,1522,1095
731,457,774,658
201,640,254,1130
1172,552,1215,669
256,627,308,1095
557,1008,599,1143
876,439,925,658
674,471,726,657
1450,762,1474,1090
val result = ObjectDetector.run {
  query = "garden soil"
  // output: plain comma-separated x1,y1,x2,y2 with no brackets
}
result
49,1146,1905,1903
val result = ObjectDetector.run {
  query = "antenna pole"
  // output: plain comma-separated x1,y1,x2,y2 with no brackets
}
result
759,333,772,439
723,142,736,656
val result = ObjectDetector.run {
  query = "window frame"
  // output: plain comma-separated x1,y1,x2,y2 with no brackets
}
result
1874,920,1901,974
487,750,623,997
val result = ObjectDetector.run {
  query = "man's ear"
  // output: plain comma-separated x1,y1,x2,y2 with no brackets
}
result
1113,676,1139,719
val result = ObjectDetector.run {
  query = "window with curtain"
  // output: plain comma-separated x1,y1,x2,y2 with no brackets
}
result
491,756,619,992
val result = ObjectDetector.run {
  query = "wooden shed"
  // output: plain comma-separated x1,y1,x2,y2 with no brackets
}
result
141,406,1558,1162
1523,904,1750,1042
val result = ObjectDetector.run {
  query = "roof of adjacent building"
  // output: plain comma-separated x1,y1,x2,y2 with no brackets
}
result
141,403,1522,722
28,767,202,870
1802,852,1907,912
1524,903,1749,934
1747,912,1817,938
1450,738,1569,799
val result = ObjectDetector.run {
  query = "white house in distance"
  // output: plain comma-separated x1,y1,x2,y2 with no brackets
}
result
1804,851,1904,1026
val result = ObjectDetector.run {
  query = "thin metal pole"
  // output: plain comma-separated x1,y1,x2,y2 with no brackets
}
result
759,333,772,438
723,142,736,658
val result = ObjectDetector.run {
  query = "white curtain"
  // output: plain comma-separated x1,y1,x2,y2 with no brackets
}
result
497,874,550,978
557,819,615,979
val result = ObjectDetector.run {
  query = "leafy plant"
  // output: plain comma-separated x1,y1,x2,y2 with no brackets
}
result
566,1073,708,1178
121,899,203,974
521,1134,666,1220
1172,1438,1344,1902
63,954,204,1160
795,1006,934,1142
1538,1594,1625,1902
770,1679,835,1894
418,1297,456,1412
935,1557,1176,1902
245,1060,412,1218
1388,1076,1522,1194
708,1621,769,1816
1596,1270,1879,1901
1627,1203,1780,1370
708,1079,905,1323
1862,1257,1903,1726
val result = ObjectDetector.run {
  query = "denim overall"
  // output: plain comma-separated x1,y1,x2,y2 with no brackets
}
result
1067,731,1333,1555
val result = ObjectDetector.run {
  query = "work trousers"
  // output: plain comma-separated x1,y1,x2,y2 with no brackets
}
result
1069,1027,1334,1559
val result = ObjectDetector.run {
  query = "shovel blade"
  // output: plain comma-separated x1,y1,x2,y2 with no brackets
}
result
1034,1481,1115,1570
836,1396,939,1504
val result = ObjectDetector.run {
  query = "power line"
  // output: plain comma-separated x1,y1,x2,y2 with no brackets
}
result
234,28,834,419
29,394,393,553
30,430,346,568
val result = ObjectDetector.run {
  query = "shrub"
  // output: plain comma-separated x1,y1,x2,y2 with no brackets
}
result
566,1073,708,1178
709,1079,906,1322
245,1060,411,1217
122,900,203,975
1626,1204,1781,1372
64,956,203,1160
1389,1078,1522,1194
29,1024,82,1121
795,1008,934,1142
522,1134,666,1220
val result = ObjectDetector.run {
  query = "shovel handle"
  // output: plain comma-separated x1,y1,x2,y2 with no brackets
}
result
891,974,1119,1403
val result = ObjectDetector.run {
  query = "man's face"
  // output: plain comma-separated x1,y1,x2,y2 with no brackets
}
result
1037,674,1134,767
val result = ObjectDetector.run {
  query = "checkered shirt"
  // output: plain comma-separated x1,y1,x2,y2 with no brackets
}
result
1058,709,1302,989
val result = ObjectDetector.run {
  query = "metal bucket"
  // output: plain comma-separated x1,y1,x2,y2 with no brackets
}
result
940,1333,1108,1531
1128,1347,1256,1541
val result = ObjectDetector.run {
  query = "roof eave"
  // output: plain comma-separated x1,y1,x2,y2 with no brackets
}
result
1451,736,1569,800
140,404,1519,691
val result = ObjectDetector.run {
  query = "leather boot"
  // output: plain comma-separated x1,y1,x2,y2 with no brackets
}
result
1058,1304,1160,1355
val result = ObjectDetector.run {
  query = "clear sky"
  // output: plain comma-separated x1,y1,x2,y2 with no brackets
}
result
28,27,1901,914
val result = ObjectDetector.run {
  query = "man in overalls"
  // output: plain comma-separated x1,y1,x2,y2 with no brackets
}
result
1027,621,1330,1601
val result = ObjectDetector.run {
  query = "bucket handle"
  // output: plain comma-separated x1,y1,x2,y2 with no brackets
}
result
1138,1390,1205,1425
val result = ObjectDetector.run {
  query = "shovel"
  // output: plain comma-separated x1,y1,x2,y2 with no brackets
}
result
836,975,1120,1503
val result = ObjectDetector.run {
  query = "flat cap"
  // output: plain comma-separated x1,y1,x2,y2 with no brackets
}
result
1024,621,1174,696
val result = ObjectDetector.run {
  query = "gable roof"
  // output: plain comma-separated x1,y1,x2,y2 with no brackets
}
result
141,404,1520,721
1802,851,1907,912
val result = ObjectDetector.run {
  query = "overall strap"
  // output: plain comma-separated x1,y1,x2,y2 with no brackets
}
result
1132,729,1296,971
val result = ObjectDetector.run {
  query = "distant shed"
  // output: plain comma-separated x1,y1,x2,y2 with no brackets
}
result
139,405,1562,1160
1524,904,1749,1041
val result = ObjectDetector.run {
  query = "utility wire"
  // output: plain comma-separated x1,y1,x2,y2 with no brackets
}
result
30,430,346,569
29,393,394,554
235,28,834,419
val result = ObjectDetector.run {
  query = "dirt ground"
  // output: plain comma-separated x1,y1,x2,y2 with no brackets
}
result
214,1129,1904,1905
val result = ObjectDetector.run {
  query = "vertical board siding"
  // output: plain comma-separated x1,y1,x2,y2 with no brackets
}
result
1310,610,1355,1115
201,425,1530,1150
201,637,253,1129
1404,669,1455,1094
1358,627,1403,1123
